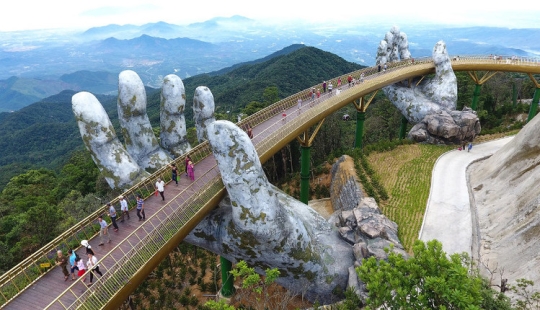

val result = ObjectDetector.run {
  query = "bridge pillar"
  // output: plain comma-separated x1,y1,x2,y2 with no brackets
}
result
296,121,325,204
471,83,482,111
354,111,365,149
220,256,235,297
399,116,408,139
300,145,311,204
527,87,540,122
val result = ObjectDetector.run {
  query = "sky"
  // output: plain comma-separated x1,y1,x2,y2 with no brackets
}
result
1,0,539,32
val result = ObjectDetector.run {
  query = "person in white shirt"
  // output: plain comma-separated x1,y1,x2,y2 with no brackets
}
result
155,178,165,201
86,249,102,286
119,195,129,222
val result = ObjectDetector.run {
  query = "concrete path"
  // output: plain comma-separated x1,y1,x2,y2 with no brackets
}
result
418,136,513,256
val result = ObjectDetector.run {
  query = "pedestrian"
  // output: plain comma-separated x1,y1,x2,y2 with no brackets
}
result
87,250,103,286
360,72,365,83
185,155,192,176
107,203,118,232
247,125,253,139
378,64,381,72
187,160,195,181
468,142,473,152
136,194,145,221
76,256,87,282
347,75,352,87
97,215,110,246
337,77,341,88
311,88,315,100
155,177,165,201
316,89,320,98
297,98,302,112
119,195,129,222
170,163,178,186
383,63,387,71
322,81,327,93
55,250,69,281
328,82,333,93
81,240,92,255
68,249,78,280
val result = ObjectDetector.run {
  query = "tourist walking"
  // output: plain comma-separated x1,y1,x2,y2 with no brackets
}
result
184,155,192,176
107,203,118,232
347,75,352,87
328,82,333,93
119,195,129,222
81,240,93,255
136,194,145,221
247,125,254,139
97,215,110,246
337,77,341,88
468,142,473,152
55,250,69,281
76,256,87,282
170,163,178,185
86,250,103,286
187,160,195,181
322,81,327,93
155,177,165,201
68,249,78,280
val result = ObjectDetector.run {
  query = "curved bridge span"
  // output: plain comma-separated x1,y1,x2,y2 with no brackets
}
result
2,56,540,309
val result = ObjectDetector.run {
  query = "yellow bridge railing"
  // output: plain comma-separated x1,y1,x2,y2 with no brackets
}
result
1,54,539,309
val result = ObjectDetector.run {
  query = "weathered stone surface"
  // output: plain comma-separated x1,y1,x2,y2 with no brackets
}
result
409,107,481,144
377,26,480,145
160,74,191,157
469,113,540,292
72,92,149,188
117,70,171,170
185,120,354,304
72,71,192,189
330,155,364,211
193,86,216,143
352,242,369,260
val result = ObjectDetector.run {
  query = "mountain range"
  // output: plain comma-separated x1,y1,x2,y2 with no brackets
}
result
1,16,539,112
0,45,363,189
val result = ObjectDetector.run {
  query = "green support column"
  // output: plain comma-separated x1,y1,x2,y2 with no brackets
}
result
399,116,408,140
355,111,366,149
220,256,235,297
300,145,311,204
471,84,482,110
527,88,540,122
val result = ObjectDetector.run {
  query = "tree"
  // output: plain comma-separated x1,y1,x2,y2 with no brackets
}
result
357,240,511,310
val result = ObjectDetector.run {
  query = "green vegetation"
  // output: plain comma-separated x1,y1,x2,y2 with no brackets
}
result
357,240,512,309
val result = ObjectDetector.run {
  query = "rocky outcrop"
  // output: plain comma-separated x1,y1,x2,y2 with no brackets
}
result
469,113,540,292
377,26,480,145
330,155,363,211
408,107,481,144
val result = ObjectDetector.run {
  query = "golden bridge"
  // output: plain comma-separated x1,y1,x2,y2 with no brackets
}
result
1,55,540,309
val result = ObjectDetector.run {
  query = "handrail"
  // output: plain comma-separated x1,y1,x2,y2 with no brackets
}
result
2,54,540,308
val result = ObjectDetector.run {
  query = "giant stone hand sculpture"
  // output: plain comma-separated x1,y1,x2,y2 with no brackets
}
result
72,70,354,303
377,26,480,144
72,70,191,189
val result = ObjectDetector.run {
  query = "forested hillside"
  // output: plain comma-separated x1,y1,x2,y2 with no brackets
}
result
0,46,363,190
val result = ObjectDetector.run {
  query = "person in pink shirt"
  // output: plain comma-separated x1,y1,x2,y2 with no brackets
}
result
187,160,195,181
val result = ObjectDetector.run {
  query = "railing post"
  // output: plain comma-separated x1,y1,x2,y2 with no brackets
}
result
300,145,311,204
354,111,365,150
399,116,408,140
527,87,540,122
471,84,482,111
220,256,235,297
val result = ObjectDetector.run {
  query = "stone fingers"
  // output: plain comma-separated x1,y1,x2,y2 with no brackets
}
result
160,74,191,157
72,92,149,189
117,70,172,171
192,86,216,143
206,120,279,227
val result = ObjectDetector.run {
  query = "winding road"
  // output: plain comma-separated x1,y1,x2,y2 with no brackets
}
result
419,136,514,256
